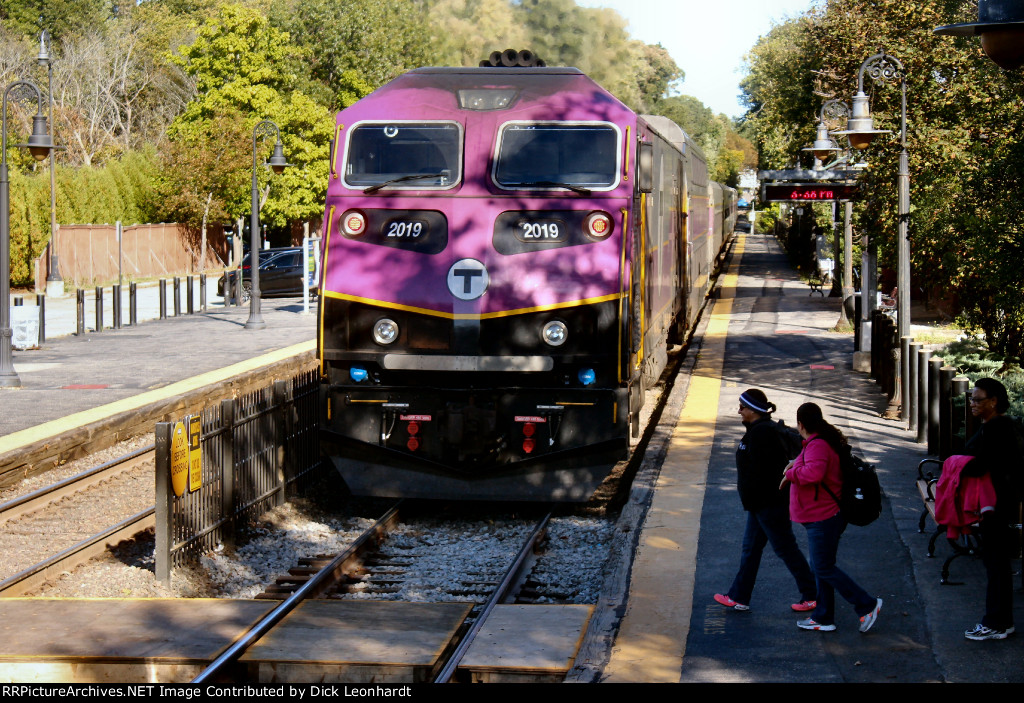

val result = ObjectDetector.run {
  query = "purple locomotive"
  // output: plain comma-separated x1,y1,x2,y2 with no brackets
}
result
318,54,736,501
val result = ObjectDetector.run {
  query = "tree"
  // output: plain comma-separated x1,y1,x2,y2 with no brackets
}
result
272,0,437,111
165,3,332,234
740,0,1024,357
0,0,112,41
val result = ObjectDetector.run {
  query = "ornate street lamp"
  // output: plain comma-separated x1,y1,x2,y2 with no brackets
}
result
245,120,290,330
935,0,1024,70
37,30,62,297
835,52,910,421
1,80,55,388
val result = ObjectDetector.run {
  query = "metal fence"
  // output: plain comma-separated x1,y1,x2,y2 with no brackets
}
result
155,369,323,582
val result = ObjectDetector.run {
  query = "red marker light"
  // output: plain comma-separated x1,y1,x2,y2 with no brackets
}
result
407,421,420,436
407,436,420,452
342,210,366,237
523,422,536,438
584,212,612,240
523,438,535,454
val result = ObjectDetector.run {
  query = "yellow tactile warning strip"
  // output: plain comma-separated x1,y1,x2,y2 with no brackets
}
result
602,235,744,682
0,340,315,456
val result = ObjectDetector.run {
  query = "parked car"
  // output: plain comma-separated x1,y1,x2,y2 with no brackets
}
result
217,247,308,301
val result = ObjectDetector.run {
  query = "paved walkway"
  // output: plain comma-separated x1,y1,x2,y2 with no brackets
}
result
0,285,316,440
602,232,1023,683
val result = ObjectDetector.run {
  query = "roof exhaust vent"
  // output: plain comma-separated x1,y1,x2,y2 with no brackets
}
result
480,49,546,68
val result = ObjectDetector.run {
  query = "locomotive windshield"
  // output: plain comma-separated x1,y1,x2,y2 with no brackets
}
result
494,123,619,190
345,122,462,190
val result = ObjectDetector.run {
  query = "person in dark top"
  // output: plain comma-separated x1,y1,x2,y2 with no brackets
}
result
714,389,817,612
962,377,1024,640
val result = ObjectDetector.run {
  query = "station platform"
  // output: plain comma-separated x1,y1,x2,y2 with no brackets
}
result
0,290,316,484
582,231,1024,684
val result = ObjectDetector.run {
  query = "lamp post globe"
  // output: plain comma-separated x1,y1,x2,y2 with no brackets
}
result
935,0,1024,70
1,80,53,388
245,120,290,331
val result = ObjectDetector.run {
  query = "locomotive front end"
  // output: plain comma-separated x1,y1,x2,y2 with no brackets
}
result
318,67,637,501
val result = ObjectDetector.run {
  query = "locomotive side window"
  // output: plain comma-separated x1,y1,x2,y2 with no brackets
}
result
345,122,462,190
493,123,619,191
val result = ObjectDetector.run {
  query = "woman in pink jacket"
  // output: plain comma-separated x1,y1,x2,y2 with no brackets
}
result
780,403,882,633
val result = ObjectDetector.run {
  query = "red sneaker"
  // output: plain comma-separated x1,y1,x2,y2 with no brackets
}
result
791,600,817,612
714,593,750,611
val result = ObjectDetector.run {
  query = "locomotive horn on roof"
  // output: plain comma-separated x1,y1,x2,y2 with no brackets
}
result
479,49,546,68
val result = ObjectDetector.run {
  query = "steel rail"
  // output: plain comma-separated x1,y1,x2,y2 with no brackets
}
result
191,501,404,684
432,510,552,683
0,444,154,525
0,508,155,596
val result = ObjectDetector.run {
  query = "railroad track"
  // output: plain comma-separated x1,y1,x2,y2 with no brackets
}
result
192,504,553,684
0,444,156,596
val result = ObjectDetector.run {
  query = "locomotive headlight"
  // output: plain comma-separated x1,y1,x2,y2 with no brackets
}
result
584,212,613,240
373,318,400,345
541,320,568,347
342,210,367,237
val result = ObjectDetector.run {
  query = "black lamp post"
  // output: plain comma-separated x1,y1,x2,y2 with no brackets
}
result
835,52,910,421
935,0,1024,70
245,120,289,331
1,80,55,388
37,30,62,297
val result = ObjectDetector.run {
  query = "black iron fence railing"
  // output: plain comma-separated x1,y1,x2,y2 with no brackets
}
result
155,369,323,582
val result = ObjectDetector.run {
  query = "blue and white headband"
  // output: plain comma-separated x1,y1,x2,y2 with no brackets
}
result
739,391,772,414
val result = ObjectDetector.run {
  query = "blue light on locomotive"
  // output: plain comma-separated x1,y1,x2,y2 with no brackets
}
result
578,368,596,386
349,366,369,383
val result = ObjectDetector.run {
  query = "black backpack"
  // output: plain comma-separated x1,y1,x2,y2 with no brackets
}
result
774,420,803,460
822,444,882,527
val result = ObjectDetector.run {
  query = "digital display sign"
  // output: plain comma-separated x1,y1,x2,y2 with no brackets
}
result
762,183,860,202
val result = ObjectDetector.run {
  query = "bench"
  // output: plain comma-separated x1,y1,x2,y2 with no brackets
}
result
807,276,825,297
916,458,983,585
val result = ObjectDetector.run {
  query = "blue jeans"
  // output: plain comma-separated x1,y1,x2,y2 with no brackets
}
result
728,503,817,605
802,512,876,625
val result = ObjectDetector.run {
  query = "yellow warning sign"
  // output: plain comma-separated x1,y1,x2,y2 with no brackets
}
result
188,415,202,493
170,421,188,497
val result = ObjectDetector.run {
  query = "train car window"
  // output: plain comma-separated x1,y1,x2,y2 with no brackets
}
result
344,122,462,190
493,122,619,191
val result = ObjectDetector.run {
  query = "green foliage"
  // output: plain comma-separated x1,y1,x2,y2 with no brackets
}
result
651,94,755,186
165,2,332,228
741,0,1024,358
0,0,112,41
6,148,160,285
272,0,437,112
933,337,1024,419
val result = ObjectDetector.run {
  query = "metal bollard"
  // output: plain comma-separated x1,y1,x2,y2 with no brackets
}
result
36,294,44,344
129,282,137,326
159,279,167,319
13,296,22,306
200,273,207,312
939,367,956,459
952,376,970,454
173,277,181,317
916,348,932,444
76,289,85,335
112,285,122,329
235,270,244,308
908,341,922,433
94,286,103,332
928,357,942,455
870,311,881,380
964,380,980,442
900,336,912,423
187,275,194,314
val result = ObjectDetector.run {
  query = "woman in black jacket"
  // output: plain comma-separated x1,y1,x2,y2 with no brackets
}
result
714,389,817,612
962,378,1024,640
